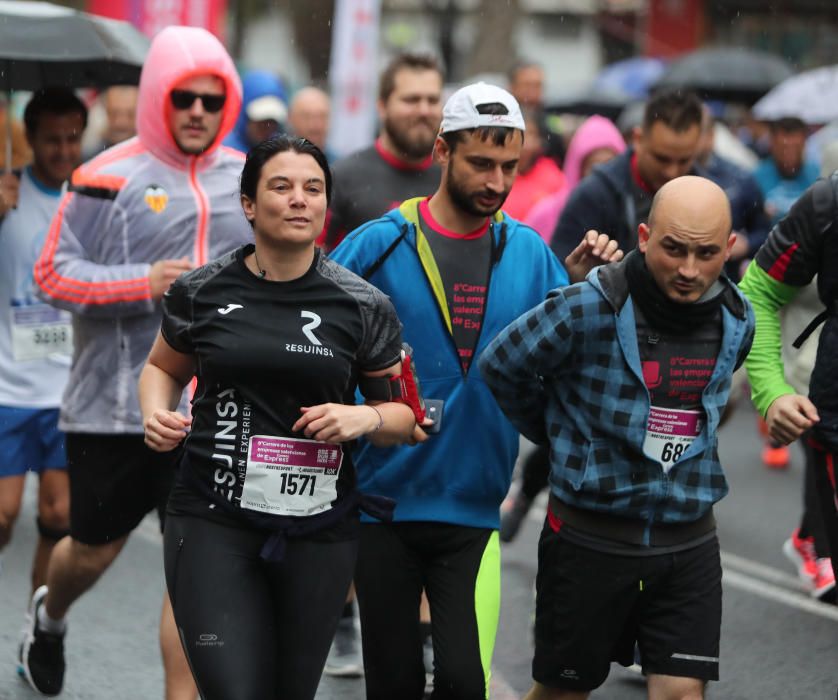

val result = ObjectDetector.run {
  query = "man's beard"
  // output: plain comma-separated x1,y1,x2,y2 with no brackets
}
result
445,163,509,218
383,116,436,161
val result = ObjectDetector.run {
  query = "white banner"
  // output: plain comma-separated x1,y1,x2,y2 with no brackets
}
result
327,0,381,159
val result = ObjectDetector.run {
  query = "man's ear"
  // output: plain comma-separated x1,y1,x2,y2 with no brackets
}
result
724,231,737,261
631,125,643,152
638,222,650,253
433,135,449,166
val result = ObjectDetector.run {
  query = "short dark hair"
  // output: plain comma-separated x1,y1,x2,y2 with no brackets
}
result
379,53,443,102
239,136,332,219
770,117,807,133
441,102,522,153
507,59,542,85
642,89,703,133
23,88,88,135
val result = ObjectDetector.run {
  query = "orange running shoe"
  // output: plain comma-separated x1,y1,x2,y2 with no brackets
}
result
762,443,790,470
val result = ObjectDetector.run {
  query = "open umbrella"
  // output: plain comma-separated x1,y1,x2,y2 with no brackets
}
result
546,88,632,122
592,57,666,101
0,0,149,168
753,65,838,125
654,47,793,104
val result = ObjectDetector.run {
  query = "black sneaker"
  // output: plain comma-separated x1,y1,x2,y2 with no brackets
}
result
21,586,66,696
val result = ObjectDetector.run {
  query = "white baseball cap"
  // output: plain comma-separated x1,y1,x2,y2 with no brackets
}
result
246,95,287,123
439,82,525,134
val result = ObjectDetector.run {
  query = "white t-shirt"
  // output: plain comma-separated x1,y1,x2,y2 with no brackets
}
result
0,167,71,407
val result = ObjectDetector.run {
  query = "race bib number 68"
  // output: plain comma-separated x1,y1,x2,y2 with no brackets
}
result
643,407,703,473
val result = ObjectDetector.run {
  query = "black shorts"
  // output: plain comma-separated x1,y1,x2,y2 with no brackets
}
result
67,433,180,545
533,521,722,692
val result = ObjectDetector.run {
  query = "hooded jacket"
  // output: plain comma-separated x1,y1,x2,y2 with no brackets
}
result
550,149,707,261
223,70,287,154
330,197,567,528
480,255,754,537
34,26,250,434
525,115,626,242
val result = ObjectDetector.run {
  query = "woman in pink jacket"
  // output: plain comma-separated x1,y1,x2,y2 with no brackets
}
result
525,115,626,244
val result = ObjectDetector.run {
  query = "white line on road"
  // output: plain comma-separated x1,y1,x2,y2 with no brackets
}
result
722,568,838,622
720,550,806,592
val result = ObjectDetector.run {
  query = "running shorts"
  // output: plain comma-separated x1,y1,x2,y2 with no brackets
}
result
67,433,179,545
533,520,722,691
0,406,65,477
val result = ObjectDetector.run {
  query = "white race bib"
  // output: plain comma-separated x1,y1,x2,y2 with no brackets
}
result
241,435,343,517
643,407,703,473
10,304,72,361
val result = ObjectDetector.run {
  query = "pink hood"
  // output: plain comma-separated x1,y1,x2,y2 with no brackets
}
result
525,115,625,243
562,115,626,191
136,26,242,169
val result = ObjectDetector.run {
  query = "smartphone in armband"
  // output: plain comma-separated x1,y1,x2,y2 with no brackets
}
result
424,399,444,434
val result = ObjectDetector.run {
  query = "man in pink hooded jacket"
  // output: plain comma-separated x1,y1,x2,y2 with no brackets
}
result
23,27,248,697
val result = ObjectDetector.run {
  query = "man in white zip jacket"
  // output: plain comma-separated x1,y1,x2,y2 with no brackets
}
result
24,26,249,698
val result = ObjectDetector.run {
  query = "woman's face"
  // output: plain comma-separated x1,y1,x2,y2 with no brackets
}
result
580,147,618,179
241,150,327,246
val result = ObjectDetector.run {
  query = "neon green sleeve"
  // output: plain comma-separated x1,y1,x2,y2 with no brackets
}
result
738,261,801,417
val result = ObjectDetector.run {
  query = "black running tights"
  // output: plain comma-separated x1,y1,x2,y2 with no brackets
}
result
164,514,357,700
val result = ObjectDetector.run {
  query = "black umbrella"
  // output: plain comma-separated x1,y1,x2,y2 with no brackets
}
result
653,47,794,104
0,0,149,168
546,88,632,122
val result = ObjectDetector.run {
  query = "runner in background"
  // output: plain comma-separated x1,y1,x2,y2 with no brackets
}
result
502,108,565,221
0,87,86,632
288,86,332,161
223,69,287,155
23,27,248,699
81,85,138,161
751,117,820,470
321,53,443,252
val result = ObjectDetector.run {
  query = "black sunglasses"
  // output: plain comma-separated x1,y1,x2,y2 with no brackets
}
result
170,90,226,113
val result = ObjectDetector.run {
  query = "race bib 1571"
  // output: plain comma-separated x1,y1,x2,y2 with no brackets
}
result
241,435,343,517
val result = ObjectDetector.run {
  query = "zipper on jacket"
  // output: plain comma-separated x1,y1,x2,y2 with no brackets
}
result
462,221,505,378
188,158,210,266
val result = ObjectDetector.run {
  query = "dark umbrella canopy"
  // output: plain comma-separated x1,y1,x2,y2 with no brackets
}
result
0,0,149,91
654,47,794,104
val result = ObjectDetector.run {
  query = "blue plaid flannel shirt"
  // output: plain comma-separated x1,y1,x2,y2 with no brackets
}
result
479,259,754,527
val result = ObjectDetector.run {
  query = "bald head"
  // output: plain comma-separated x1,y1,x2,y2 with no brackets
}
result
649,175,731,235
103,85,138,146
288,87,330,151
639,176,735,303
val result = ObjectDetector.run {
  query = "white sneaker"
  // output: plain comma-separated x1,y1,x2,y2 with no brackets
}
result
324,616,363,678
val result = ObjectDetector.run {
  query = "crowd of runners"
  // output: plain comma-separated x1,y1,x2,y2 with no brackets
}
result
1,21,837,700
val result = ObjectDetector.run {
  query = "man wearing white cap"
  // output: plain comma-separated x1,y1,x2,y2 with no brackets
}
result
331,82,620,700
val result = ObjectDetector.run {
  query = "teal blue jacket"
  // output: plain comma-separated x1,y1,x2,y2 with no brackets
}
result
330,197,568,528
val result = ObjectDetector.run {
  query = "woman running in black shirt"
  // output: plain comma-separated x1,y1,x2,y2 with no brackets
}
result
138,136,419,700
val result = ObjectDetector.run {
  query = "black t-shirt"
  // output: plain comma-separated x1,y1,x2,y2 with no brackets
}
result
418,198,492,373
325,141,441,249
160,245,402,536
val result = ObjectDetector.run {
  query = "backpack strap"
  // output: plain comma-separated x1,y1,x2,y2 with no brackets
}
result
361,224,409,280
